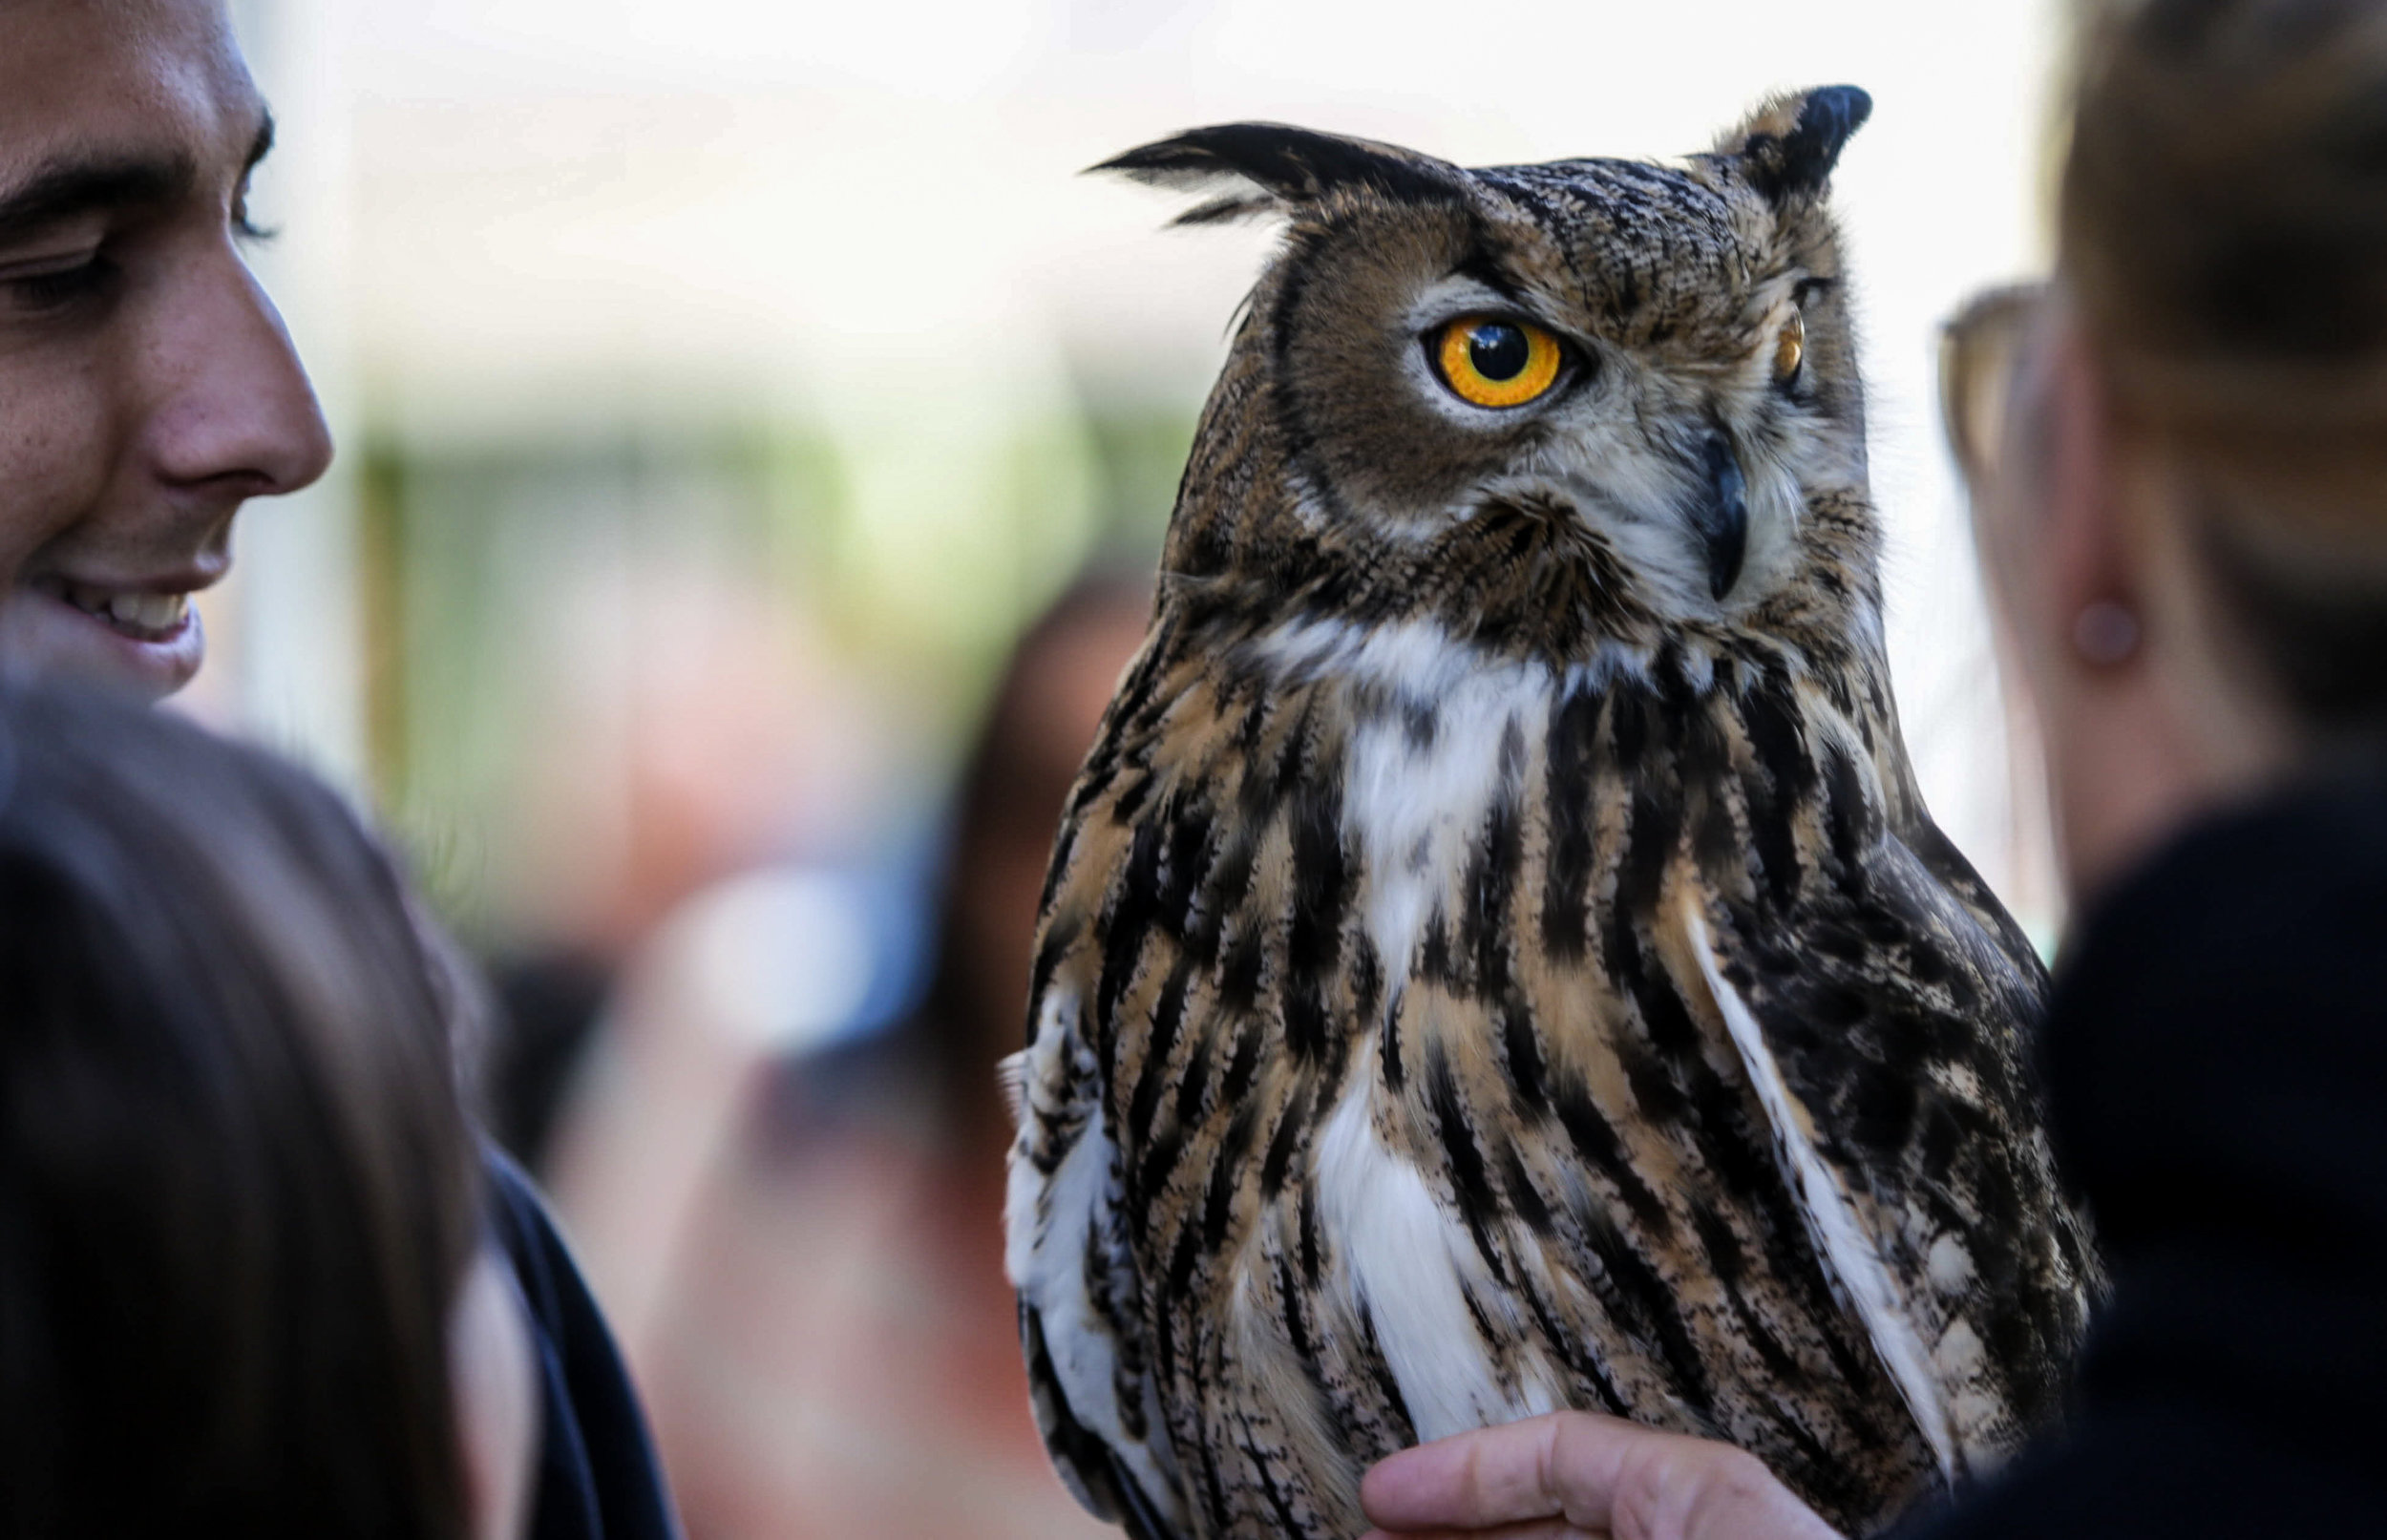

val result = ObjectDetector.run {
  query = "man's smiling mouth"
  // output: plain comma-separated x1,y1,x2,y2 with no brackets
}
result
35,577,194,641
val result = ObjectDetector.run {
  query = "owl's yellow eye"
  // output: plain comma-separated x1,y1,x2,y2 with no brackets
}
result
1774,312,1806,385
1434,318,1564,411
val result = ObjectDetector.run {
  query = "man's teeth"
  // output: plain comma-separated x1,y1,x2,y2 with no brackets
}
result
59,583,190,633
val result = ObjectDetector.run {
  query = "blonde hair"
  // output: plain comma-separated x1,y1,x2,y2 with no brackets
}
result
2062,0,2387,724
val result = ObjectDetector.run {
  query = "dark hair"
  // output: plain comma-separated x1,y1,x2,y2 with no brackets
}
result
2064,0,2387,728
914,570,1153,1097
0,686,478,1538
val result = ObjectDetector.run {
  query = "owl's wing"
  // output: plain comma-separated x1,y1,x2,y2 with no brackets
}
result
1004,971,1192,1540
1680,820,2095,1482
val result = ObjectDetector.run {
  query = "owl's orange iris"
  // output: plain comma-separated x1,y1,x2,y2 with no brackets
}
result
1775,312,1806,384
1435,318,1563,410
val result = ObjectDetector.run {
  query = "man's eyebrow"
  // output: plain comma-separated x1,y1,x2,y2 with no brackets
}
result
0,154,198,246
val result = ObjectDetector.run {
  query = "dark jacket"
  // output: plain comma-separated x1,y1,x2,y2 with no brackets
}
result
486,1150,681,1540
1901,759,2387,1535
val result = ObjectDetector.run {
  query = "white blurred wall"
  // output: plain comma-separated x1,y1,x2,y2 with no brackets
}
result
221,0,2069,931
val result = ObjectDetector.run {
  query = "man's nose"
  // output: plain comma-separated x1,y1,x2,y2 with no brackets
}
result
143,252,335,500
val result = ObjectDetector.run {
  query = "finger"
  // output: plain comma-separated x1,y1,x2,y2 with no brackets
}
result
1361,1523,1606,1540
1362,1412,1638,1531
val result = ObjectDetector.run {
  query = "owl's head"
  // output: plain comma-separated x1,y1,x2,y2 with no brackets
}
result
1108,88,1877,658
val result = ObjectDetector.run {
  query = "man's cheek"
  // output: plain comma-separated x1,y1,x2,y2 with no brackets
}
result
0,366,112,588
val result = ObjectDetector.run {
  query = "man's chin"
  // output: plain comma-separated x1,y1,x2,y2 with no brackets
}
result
0,586,207,701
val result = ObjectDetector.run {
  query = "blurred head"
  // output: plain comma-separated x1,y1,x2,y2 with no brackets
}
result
0,686,526,1539
1949,0,2387,901
0,0,332,699
922,572,1152,1110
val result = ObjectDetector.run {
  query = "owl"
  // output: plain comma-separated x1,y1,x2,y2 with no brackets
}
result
1003,87,2099,1540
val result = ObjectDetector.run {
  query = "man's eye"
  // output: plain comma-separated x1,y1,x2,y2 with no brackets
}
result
3,255,113,315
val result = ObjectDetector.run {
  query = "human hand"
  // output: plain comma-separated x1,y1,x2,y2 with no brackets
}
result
1359,1410,1847,1540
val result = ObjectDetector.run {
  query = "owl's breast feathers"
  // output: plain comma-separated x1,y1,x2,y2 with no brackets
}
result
1005,598,2098,1540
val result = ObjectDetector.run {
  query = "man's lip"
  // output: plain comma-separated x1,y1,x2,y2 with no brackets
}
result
26,573,213,644
3,580,211,699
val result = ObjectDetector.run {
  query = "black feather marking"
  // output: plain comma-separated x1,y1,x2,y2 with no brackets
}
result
1260,1079,1311,1197
1137,1124,1187,1222
1517,1270,1631,1416
1166,1213,1204,1299
1609,686,1652,772
1585,1215,1719,1422
1553,1077,1674,1240
1499,996,1549,1113
1220,924,1267,1013
1156,795,1218,939
1189,832,1257,969
1427,1045,1512,1287
1025,914,1080,1046
1542,689,1602,960
1201,1105,1257,1254
1822,745,1874,876
1275,1250,1315,1362
1850,1057,1920,1155
1461,719,1528,998
1092,122,1463,215
1025,1306,1183,1540
1285,773,1350,1063
1458,1281,1502,1358
1099,819,1169,1030
1615,783,1679,931
1172,1030,1215,1130
1240,1410,1309,1540
1356,1302,1420,1445
1298,1178,1324,1283
1219,1016,1265,1108
1349,935,1384,1032
1739,682,1810,910
1739,87,1873,204
1500,1142,1555,1234
1419,912,1463,992
1126,963,1194,1148
1038,816,1082,918
1113,770,1156,825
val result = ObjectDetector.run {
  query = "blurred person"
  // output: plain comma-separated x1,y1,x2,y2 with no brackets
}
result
1355,2,2387,1537
0,7,677,1536
0,683,525,1536
607,572,1151,1540
492,565,885,1174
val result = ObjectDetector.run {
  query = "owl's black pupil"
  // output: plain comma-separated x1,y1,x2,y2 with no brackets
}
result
1468,324,1530,381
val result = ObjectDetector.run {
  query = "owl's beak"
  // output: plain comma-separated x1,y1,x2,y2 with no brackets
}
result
1694,432,1749,601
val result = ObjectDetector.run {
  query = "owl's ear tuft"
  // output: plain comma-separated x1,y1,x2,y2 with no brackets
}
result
1718,86,1873,204
1091,123,1460,226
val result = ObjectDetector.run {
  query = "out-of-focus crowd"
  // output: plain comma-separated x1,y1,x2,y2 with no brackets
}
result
513,575,1151,1539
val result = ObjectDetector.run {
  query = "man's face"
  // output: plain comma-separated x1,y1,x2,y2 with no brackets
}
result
0,0,331,698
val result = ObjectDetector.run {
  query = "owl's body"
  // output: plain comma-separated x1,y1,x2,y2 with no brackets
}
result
1005,91,2099,1540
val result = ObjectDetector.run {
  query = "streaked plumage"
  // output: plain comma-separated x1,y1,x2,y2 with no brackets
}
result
1004,89,2101,1540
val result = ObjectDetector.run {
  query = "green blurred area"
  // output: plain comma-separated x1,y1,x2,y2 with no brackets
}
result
356,396,1191,944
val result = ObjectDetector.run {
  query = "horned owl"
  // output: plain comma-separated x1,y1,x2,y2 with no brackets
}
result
1003,88,2098,1540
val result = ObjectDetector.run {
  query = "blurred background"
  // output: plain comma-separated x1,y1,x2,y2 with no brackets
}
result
199,1,2067,1534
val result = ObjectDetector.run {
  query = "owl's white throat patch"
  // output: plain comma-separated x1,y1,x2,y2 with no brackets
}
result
1254,617,1556,993
1250,615,1665,996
